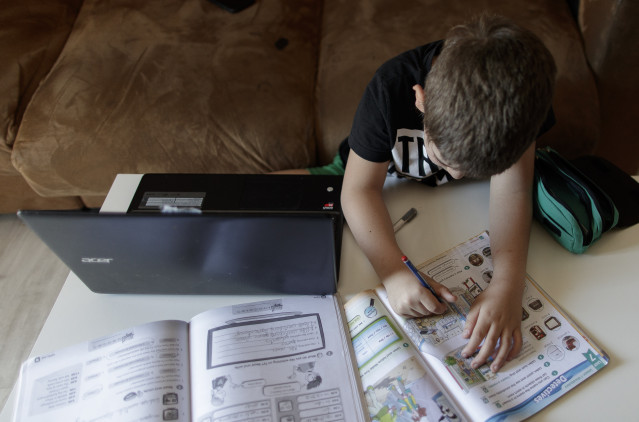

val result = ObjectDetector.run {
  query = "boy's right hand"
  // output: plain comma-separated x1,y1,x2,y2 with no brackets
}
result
383,269,457,318
341,151,457,318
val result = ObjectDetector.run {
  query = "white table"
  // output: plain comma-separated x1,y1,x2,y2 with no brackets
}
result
2,174,638,421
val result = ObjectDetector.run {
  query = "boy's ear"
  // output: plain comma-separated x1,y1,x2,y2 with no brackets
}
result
413,84,426,113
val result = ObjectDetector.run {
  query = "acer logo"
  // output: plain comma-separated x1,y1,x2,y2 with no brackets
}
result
82,258,113,264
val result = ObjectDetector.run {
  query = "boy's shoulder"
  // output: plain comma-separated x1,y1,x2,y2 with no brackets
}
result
375,40,444,81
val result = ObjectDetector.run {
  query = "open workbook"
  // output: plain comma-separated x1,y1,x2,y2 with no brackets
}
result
344,232,608,421
12,294,367,422
12,232,607,422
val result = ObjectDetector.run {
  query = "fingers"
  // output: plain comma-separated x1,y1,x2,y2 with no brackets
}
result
462,322,492,363
485,329,521,372
465,328,499,370
398,288,447,318
419,285,450,315
506,329,523,362
418,274,458,307
461,307,479,340
387,273,460,319
489,333,513,372
433,282,458,303
462,325,522,372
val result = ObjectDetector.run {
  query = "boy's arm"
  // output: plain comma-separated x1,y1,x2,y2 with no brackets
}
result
461,142,536,372
342,150,455,317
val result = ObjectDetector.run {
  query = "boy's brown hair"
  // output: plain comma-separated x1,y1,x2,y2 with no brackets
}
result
423,14,556,178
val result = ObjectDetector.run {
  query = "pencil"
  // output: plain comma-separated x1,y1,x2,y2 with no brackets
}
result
401,255,442,302
401,256,467,321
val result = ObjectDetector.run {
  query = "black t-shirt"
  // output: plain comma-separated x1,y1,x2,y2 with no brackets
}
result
348,40,555,186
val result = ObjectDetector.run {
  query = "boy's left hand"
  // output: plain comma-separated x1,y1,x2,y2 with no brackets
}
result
460,278,524,372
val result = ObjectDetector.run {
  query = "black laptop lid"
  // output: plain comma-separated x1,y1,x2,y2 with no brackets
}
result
18,211,338,295
128,173,343,214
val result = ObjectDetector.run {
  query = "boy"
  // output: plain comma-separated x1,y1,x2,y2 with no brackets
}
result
289,15,556,372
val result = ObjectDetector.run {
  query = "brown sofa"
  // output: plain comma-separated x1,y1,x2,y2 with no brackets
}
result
1,0,636,213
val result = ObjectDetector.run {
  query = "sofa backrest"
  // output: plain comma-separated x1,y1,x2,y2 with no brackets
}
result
0,0,83,151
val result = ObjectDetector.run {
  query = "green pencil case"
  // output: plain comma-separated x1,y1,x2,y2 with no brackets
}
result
533,147,619,253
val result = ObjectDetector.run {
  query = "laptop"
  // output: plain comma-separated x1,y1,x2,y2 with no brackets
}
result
127,173,342,215
18,174,343,295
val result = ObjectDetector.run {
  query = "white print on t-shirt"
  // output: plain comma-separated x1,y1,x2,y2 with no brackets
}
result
391,129,450,185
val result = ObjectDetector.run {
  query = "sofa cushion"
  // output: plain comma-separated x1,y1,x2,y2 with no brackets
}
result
317,0,600,164
0,173,83,213
13,0,321,198
0,0,82,149
0,148,82,213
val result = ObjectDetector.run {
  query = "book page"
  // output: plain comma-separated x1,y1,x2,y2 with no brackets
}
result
377,232,609,421
13,320,191,422
187,295,366,422
344,290,469,422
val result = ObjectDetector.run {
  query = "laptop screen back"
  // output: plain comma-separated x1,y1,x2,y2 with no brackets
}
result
18,211,338,295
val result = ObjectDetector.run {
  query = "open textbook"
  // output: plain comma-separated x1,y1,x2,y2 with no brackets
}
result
12,295,367,422
12,232,608,422
344,232,609,421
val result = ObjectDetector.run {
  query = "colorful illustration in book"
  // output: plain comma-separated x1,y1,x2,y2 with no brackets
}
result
482,270,493,283
365,298,379,318
527,298,544,312
462,278,483,298
443,347,496,392
468,254,484,267
563,335,580,351
364,357,441,422
432,392,461,421
530,325,547,340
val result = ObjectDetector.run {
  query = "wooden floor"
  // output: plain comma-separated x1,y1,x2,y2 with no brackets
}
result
0,215,70,410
